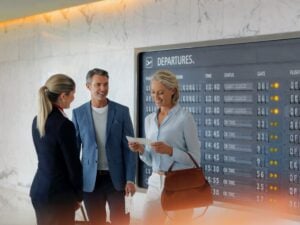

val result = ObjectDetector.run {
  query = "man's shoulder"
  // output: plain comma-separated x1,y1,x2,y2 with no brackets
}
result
73,102,90,112
109,100,128,111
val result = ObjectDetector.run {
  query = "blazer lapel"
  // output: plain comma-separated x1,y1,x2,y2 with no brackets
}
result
106,101,115,141
85,102,97,139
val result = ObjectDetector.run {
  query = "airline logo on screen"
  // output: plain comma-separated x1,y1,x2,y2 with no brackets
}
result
145,54,195,68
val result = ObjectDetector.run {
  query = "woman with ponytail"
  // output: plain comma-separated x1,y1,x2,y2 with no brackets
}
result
30,74,83,225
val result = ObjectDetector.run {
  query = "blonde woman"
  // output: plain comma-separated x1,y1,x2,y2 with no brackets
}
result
129,70,200,224
30,74,82,225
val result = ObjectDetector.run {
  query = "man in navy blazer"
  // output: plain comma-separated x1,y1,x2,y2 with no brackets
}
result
72,68,136,225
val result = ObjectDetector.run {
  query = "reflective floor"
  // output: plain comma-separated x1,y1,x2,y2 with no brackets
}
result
0,187,142,225
0,188,298,225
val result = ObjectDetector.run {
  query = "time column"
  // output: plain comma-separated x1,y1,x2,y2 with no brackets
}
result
202,78,223,199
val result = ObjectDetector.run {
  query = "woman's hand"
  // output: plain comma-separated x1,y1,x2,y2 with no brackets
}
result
150,141,173,156
128,141,145,154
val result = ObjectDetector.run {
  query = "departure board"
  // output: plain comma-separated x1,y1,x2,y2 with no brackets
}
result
136,37,300,217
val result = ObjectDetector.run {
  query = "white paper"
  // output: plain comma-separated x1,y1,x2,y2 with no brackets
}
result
126,136,153,145
125,193,133,214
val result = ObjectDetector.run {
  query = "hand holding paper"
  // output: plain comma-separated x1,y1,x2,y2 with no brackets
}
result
126,136,153,146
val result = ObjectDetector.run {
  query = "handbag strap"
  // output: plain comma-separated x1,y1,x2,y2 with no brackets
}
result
168,151,199,172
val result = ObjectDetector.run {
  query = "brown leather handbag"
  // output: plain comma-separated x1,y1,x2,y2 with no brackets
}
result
161,152,213,213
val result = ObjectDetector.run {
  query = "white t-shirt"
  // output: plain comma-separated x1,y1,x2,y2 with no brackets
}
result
92,105,108,171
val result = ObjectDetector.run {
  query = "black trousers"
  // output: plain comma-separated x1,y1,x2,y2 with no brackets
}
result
84,171,129,225
32,199,75,225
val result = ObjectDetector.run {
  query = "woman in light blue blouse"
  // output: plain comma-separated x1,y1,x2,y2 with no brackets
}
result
128,70,200,225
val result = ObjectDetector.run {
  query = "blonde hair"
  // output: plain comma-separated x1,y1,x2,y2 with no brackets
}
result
37,74,75,137
151,70,179,105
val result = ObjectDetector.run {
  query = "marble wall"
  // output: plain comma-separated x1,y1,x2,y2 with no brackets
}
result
0,0,299,196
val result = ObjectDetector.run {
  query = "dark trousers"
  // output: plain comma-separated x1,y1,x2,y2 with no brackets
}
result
84,171,129,225
32,199,75,225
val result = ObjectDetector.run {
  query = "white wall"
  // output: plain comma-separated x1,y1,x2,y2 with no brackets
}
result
0,0,299,224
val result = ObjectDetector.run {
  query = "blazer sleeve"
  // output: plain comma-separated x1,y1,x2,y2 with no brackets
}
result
122,107,137,183
72,110,82,154
58,119,83,201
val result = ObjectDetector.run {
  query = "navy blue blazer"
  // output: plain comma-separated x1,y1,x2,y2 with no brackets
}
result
30,107,83,204
72,100,136,192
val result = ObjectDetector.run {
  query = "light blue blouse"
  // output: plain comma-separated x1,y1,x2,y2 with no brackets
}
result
140,104,201,172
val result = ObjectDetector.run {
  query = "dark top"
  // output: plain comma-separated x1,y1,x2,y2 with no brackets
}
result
30,107,83,204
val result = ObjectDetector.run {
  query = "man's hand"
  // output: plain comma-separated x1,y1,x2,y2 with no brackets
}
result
125,182,136,196
75,201,82,210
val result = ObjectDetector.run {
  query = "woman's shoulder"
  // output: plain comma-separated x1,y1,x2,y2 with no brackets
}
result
48,109,73,128
177,105,193,117
145,111,156,121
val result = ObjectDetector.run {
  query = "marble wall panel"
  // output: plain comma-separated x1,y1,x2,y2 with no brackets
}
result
0,0,300,194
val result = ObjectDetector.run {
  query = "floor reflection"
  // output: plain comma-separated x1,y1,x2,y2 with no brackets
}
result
0,188,298,225
0,187,142,225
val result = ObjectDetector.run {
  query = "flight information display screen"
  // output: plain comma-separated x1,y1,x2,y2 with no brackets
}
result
136,37,300,217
